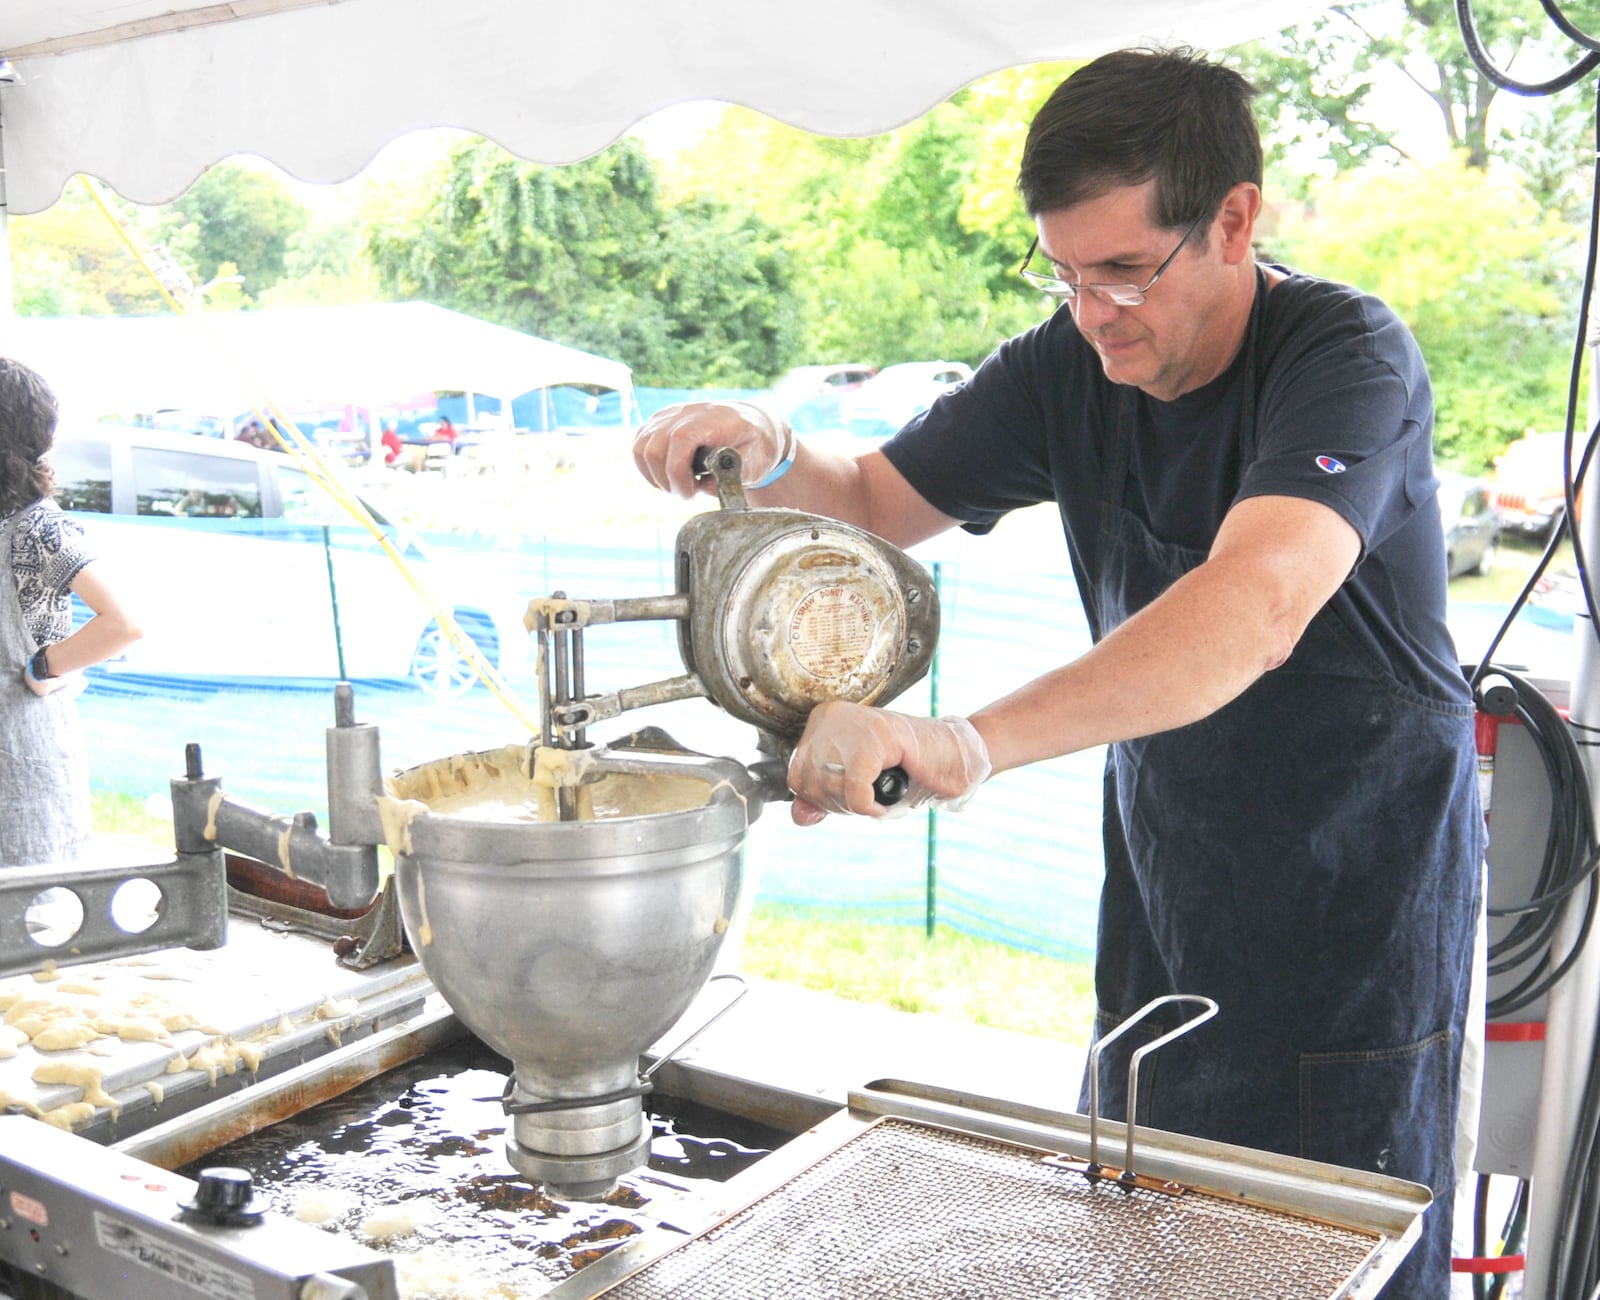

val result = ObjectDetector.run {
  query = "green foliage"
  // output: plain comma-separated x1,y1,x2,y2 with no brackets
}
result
1234,0,1595,186
365,138,802,385
1231,22,1401,190
1272,157,1582,469
256,212,381,308
9,21,1594,437
159,161,308,295
10,185,168,315
803,238,1045,369
670,83,1054,374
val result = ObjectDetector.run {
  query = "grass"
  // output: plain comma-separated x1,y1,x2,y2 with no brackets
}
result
89,789,174,851
736,904,1095,1047
1449,531,1571,606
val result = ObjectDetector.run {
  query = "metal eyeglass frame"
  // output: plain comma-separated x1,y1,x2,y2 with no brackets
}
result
1019,211,1206,307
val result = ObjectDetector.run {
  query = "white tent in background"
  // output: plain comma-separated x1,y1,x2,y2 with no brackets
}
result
4,302,636,435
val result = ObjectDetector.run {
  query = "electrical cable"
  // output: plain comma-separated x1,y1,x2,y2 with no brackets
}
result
1467,666,1599,1018
1470,1174,1531,1300
1452,6,1600,1292
1492,1179,1530,1300
1540,0,1600,54
1457,0,1600,95
1474,1173,1492,1300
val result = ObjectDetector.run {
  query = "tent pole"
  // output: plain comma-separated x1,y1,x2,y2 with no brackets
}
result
0,84,15,327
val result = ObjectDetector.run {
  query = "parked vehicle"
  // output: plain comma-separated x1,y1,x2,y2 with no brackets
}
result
1527,565,1584,632
768,364,877,410
837,361,973,438
50,425,528,693
1439,471,1501,579
1491,431,1571,539
762,364,878,434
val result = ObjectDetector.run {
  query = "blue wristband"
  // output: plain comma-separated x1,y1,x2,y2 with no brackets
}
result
752,452,795,489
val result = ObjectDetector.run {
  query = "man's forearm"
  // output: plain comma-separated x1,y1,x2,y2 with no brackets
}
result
750,445,958,550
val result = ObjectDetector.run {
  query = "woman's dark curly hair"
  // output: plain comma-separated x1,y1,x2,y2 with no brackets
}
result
0,358,59,518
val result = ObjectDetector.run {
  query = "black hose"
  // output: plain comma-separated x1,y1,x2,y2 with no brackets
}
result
1456,0,1600,95
1466,667,1599,1019
1538,0,1600,54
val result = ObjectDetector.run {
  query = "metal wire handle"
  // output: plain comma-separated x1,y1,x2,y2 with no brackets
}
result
1085,994,1220,1180
642,972,748,1079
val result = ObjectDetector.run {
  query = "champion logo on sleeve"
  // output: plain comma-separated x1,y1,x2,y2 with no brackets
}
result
1315,455,1348,474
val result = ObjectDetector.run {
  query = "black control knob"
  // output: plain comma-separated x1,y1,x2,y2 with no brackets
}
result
179,1167,264,1226
874,766,910,805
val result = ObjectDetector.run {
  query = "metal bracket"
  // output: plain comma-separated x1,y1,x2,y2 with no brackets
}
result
226,876,409,971
1,683,390,979
1076,994,1220,1188
0,849,226,980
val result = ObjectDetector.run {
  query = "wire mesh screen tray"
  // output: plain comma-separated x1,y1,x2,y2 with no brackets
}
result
572,1075,1427,1300
587,1114,1395,1299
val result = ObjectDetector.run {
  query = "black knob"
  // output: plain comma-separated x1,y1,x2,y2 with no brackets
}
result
180,1167,264,1226
873,766,910,805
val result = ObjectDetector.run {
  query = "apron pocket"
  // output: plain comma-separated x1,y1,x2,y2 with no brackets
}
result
1298,1029,1453,1187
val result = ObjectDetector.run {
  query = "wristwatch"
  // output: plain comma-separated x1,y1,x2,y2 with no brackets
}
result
28,647,54,681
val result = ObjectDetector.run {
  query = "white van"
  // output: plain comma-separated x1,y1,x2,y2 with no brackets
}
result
50,425,529,692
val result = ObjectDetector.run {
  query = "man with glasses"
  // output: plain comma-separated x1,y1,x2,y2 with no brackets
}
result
634,46,1480,1296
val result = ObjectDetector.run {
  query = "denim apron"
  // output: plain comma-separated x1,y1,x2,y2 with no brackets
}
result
1079,281,1482,1297
0,508,90,867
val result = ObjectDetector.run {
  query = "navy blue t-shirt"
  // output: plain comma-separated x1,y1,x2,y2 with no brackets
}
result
880,266,1467,702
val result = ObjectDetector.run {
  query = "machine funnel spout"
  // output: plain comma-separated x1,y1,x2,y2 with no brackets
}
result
381,737,760,1198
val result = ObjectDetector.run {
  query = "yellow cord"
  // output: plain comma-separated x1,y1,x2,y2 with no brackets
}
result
78,175,541,734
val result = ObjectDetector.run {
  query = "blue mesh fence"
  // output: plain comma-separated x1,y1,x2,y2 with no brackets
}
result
73,509,1570,965
74,518,1109,961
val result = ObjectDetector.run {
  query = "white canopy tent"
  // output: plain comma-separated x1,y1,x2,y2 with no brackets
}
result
25,8,1600,1300
1,0,1324,218
3,301,636,433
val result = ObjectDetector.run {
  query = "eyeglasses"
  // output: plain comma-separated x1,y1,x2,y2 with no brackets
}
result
1019,212,1207,307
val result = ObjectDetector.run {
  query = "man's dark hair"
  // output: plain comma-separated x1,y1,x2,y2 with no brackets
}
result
1017,46,1263,235
0,358,60,517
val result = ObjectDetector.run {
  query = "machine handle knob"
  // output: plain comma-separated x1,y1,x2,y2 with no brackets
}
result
180,1167,264,1226
874,766,909,806
692,446,740,477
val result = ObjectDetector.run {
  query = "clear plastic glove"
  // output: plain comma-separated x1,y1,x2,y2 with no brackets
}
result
632,400,795,499
787,701,992,826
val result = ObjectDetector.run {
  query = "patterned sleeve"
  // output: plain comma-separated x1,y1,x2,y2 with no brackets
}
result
12,502,96,644
32,503,95,597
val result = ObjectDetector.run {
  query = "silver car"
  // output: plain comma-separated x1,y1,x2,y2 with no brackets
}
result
50,425,527,693
1439,470,1501,579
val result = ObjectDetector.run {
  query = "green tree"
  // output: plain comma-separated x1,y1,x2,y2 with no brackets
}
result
9,183,167,315
667,77,1061,372
1272,157,1580,469
258,213,380,308
1234,0,1600,194
160,161,308,295
366,138,801,386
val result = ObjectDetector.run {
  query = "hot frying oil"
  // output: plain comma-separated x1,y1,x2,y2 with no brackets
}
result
177,1036,784,1299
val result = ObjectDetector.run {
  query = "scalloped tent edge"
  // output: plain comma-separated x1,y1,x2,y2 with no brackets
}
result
1,0,1326,215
